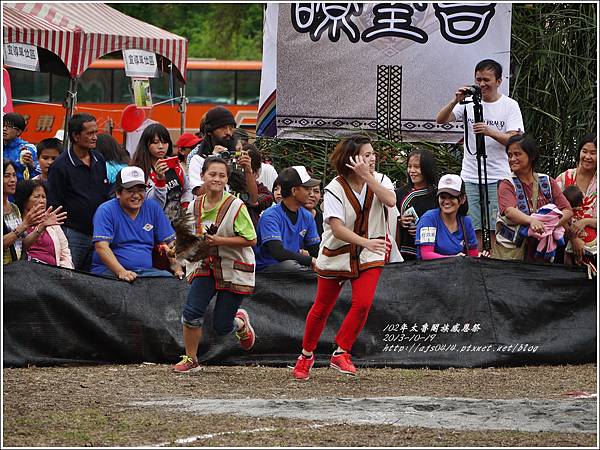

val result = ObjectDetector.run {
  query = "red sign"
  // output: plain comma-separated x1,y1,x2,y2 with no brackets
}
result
3,68,14,113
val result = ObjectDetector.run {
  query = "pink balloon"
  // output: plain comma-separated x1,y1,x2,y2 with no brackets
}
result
120,104,145,132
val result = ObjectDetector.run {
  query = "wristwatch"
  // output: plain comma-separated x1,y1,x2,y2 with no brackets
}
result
15,228,27,239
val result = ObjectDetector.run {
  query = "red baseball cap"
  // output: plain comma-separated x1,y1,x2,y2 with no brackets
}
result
176,132,201,149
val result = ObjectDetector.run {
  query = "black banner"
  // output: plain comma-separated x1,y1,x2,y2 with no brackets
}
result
3,258,596,368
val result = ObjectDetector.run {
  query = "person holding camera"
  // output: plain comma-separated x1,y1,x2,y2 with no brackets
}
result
188,106,238,195
436,59,524,252
3,112,40,181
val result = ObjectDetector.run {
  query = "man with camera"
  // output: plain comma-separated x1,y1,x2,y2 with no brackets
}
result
436,59,524,251
188,106,237,195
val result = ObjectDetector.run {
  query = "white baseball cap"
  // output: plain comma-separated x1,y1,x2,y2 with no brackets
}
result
117,166,146,189
437,174,463,197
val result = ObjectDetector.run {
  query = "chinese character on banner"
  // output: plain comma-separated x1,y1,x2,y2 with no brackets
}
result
362,3,428,43
3,42,40,72
3,68,14,113
291,3,363,42
433,3,497,44
123,49,159,78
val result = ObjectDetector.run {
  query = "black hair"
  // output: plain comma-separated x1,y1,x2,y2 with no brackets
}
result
36,138,63,159
563,185,584,208
96,133,130,164
3,159,18,175
201,156,230,177
13,179,47,216
330,134,372,178
577,133,597,164
405,148,439,190
67,113,96,143
475,59,502,80
243,143,262,173
3,112,26,131
505,134,539,171
131,123,173,176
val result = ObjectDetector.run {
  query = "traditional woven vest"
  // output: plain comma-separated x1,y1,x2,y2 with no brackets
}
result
186,193,255,294
316,175,387,279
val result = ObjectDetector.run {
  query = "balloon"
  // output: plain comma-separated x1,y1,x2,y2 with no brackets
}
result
120,104,145,132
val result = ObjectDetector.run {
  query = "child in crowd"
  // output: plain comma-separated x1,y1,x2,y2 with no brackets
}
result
96,133,130,185
272,178,282,204
173,156,257,373
563,184,596,265
32,138,62,184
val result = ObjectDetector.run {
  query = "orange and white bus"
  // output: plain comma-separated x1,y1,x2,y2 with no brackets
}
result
6,59,262,145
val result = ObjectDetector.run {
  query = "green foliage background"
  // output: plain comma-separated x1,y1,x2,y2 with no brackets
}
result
112,2,597,185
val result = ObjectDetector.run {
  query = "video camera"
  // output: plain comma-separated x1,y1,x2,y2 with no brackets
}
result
219,150,242,160
464,84,482,99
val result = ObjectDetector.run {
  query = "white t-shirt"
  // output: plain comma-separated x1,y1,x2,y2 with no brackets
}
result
188,155,205,190
323,172,394,224
452,94,524,183
257,162,278,192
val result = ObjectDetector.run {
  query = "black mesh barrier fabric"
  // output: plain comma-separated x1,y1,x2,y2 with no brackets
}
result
3,258,596,368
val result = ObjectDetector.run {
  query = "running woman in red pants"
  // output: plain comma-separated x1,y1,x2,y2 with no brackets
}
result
292,135,396,380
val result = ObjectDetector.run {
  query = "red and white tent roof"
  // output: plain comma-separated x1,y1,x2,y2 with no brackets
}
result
2,2,188,80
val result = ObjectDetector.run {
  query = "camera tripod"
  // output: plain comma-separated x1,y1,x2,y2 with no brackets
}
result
461,87,492,252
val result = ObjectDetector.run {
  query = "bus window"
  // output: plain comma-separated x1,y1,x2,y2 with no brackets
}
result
51,69,112,103
78,69,112,103
112,70,133,103
8,69,49,102
50,76,68,103
186,70,234,104
236,70,261,105
150,73,182,103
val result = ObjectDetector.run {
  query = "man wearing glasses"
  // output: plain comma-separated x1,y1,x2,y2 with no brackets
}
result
3,112,39,181
91,166,176,282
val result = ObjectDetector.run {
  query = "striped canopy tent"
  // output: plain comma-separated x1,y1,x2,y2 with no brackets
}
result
2,2,188,143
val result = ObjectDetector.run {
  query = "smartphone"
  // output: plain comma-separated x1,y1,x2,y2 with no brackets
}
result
163,156,180,169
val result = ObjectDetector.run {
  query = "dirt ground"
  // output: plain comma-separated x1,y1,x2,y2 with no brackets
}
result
2,363,597,447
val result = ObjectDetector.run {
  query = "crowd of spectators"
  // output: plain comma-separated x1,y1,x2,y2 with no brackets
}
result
3,88,596,376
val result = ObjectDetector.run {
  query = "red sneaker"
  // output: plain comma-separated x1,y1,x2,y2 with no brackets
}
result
235,309,256,350
172,355,200,373
292,354,314,380
330,352,356,375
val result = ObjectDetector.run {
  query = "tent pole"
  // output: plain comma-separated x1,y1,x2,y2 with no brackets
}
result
62,77,78,152
178,84,187,136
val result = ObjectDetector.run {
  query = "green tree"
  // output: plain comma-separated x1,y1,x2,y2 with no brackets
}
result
111,3,263,60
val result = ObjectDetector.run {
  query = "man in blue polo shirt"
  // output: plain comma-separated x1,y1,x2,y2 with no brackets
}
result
47,113,111,271
255,166,321,272
91,166,176,282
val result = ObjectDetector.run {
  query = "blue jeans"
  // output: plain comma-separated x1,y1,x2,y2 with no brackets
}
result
62,226,93,272
98,268,173,278
182,276,244,335
464,181,499,231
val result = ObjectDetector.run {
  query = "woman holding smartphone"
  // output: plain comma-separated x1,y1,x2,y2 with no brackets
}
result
131,123,191,277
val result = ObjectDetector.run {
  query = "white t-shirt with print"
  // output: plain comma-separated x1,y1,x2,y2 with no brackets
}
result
453,94,524,183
